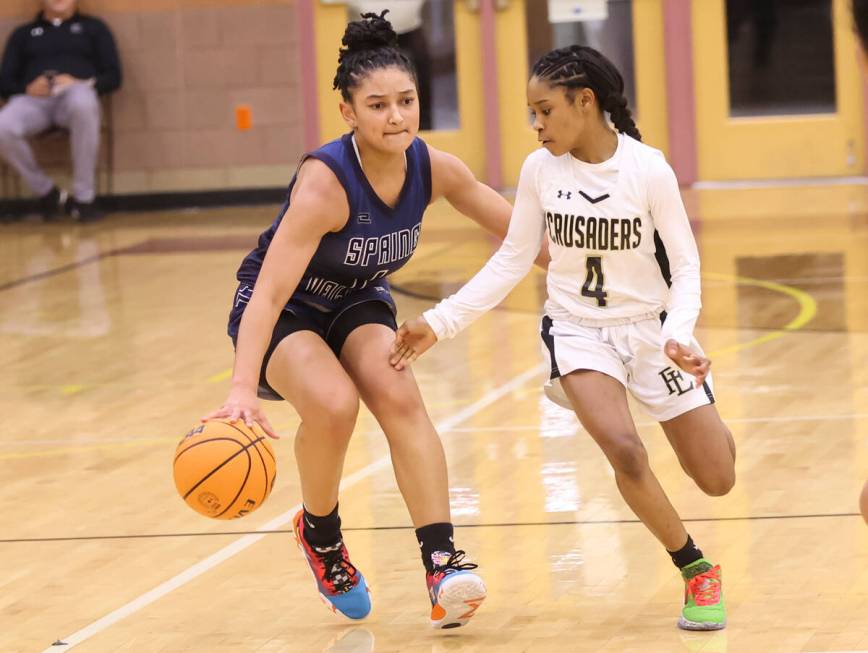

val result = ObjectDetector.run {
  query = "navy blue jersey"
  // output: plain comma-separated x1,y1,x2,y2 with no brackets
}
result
235,133,432,313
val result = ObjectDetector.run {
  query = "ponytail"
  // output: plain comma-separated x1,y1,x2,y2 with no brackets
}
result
531,44,642,141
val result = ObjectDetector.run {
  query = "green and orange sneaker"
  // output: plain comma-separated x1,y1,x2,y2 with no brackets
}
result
678,559,726,630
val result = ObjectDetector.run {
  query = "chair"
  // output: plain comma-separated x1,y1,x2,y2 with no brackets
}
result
0,94,114,200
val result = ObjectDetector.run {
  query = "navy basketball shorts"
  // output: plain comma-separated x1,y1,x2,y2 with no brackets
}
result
228,283,398,400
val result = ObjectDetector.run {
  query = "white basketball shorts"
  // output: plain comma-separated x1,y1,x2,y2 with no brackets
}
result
539,314,715,422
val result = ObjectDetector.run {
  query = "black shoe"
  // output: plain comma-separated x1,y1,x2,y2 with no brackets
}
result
37,186,66,221
65,197,103,223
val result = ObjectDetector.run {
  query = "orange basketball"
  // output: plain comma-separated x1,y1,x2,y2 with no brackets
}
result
173,420,276,519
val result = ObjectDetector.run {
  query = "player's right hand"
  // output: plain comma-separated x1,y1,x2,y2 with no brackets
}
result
389,315,437,370
664,339,711,389
201,385,279,439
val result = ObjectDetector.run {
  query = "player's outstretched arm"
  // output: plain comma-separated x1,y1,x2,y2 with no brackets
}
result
202,160,347,437
389,152,546,370
389,315,437,370
427,145,550,269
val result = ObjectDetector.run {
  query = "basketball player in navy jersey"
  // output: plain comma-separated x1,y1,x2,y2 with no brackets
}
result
204,11,545,628
392,45,736,630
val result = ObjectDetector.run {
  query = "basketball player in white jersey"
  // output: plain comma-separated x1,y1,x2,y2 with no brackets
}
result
389,45,735,630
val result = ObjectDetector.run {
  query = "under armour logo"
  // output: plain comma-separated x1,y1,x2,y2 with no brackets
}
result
71,23,83,34
557,190,572,199
357,213,371,224
31,27,44,36
579,190,610,204
659,366,693,396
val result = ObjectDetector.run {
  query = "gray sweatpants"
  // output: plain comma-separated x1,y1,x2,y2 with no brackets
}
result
0,83,101,202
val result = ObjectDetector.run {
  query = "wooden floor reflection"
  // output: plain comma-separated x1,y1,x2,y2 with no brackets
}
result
1,182,867,652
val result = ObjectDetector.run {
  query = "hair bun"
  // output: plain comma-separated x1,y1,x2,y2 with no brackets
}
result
341,10,398,54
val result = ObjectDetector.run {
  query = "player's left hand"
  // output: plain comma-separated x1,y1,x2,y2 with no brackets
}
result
389,315,437,370
664,339,711,388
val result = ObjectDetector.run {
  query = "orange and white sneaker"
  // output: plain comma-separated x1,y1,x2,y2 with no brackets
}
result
425,551,486,629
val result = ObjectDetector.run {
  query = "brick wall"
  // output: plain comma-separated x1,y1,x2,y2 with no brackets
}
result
0,0,304,196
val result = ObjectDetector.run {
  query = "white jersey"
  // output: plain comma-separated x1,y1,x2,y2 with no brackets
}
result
424,134,701,348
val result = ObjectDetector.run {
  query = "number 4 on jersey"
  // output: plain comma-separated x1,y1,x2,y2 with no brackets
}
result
581,256,608,306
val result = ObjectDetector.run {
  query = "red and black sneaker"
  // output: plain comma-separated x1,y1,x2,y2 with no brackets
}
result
292,510,371,620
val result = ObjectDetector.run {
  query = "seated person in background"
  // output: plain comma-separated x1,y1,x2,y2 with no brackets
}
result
0,0,121,221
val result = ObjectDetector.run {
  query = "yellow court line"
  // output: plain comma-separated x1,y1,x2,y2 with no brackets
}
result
207,369,232,383
7,274,815,462
206,272,816,379
702,272,817,358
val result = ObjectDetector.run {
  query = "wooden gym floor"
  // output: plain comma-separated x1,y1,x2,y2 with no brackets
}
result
1,182,867,652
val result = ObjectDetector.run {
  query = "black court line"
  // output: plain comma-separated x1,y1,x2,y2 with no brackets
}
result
0,237,246,293
389,282,442,302
0,235,253,293
0,245,848,334
1,267,827,334
0,251,116,293
0,512,858,544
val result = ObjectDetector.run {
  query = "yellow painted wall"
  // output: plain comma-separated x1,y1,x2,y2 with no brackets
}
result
314,1,669,189
314,1,486,178
632,0,669,155
495,0,669,187
692,0,864,180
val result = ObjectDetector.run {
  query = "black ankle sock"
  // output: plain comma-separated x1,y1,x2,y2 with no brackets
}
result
415,522,455,573
302,504,342,548
667,534,704,570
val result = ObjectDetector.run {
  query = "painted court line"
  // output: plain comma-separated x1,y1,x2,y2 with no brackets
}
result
14,409,868,448
443,412,868,434
42,364,544,652
7,410,867,462
13,410,868,448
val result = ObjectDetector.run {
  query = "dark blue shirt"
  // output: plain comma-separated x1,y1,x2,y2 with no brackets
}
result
236,133,432,313
0,12,121,98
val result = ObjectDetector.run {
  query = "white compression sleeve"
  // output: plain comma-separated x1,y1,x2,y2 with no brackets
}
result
647,154,702,347
424,153,546,340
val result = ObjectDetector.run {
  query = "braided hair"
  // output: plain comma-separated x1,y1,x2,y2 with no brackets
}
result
531,45,641,141
333,10,418,102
